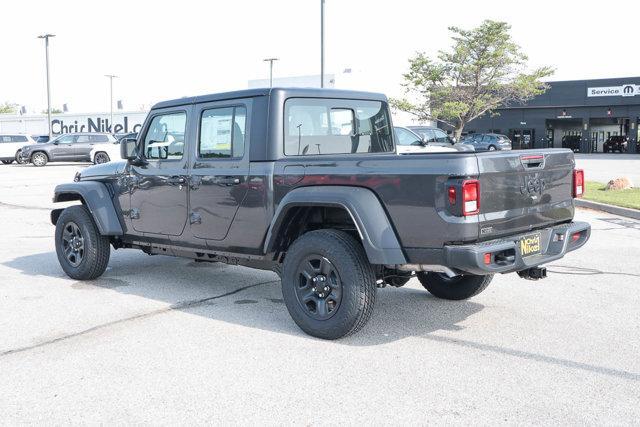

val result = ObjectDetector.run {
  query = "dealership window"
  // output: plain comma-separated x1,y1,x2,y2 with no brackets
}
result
199,106,246,159
284,98,394,156
143,112,186,160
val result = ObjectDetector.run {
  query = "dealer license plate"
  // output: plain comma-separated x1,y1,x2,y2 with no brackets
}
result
519,233,541,257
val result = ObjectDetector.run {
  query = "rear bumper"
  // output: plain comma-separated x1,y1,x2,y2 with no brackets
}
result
444,221,590,275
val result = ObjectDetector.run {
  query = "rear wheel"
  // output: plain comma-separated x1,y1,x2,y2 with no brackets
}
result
31,152,48,167
281,229,376,339
417,272,493,300
1,160,12,165
55,205,110,280
94,152,110,164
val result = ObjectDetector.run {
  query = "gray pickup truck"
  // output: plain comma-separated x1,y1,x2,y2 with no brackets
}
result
51,88,590,339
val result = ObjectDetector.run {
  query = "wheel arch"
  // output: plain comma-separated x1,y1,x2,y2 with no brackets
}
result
52,182,123,236
264,186,406,265
30,150,49,160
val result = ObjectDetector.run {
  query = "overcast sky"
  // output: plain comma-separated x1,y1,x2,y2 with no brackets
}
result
2,0,639,113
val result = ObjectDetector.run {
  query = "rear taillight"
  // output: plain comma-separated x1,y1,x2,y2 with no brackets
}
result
448,186,457,205
573,169,584,198
462,179,480,216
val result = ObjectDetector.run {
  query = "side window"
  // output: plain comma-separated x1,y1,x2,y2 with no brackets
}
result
421,129,436,143
89,135,109,143
433,129,448,143
0,136,11,143
199,106,246,159
284,98,394,156
395,128,420,146
143,112,187,160
76,135,91,143
11,135,28,142
57,135,76,144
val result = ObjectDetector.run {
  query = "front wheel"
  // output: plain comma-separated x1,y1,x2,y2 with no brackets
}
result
31,152,48,167
488,145,497,151
55,205,111,280
281,229,376,339
15,151,26,164
417,272,493,300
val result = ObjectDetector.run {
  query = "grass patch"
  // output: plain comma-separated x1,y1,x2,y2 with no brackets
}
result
583,181,640,210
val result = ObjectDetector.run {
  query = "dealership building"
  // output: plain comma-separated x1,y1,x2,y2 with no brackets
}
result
463,77,640,153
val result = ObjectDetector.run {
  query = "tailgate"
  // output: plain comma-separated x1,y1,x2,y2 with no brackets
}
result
476,149,575,241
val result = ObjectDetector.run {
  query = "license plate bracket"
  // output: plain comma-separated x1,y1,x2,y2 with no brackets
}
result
519,233,541,257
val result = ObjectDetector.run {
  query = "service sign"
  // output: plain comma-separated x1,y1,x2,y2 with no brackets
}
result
587,84,640,97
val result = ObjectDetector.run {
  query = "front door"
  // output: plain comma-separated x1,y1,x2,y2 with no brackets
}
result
129,107,191,236
50,134,77,160
188,99,251,241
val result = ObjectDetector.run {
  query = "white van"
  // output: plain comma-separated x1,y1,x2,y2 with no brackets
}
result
0,134,36,164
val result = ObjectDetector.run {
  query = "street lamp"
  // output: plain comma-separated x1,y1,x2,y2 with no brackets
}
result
37,34,55,138
320,0,325,88
263,58,279,88
104,74,118,131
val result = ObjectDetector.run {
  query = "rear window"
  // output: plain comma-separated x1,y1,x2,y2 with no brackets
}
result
284,98,394,156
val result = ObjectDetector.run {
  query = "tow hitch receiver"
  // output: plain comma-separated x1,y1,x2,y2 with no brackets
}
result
517,267,547,280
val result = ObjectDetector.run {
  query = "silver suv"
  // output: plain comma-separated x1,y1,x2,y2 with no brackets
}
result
19,133,117,166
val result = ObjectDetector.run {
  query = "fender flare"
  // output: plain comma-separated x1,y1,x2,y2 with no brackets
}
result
264,186,406,265
52,182,123,236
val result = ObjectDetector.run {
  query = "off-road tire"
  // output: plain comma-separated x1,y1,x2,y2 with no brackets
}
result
55,205,110,280
417,272,493,300
281,229,376,340
1,160,12,165
31,151,48,167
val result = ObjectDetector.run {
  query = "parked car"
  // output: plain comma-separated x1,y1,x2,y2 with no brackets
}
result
19,132,117,166
90,139,122,164
463,133,512,151
603,135,628,153
561,135,582,152
394,126,457,154
0,134,36,164
407,126,456,147
32,135,50,143
50,87,590,340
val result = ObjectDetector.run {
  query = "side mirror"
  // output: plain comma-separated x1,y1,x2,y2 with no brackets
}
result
120,137,138,161
52,141,59,145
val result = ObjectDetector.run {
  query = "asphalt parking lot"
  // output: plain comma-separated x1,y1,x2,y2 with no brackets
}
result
1,162,639,424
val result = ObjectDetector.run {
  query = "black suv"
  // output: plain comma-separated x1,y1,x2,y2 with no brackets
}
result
603,135,628,153
50,88,590,339
561,135,582,152
20,132,117,166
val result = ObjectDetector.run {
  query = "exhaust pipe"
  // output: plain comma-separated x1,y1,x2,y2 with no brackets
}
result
517,267,547,281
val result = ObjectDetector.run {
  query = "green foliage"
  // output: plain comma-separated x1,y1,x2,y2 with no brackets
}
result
584,181,640,210
0,102,18,114
391,20,554,136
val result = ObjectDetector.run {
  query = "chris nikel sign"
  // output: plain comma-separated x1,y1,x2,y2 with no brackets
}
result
587,84,640,97
51,116,144,134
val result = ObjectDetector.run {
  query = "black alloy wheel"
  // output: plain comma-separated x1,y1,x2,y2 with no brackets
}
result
294,255,342,320
61,221,85,267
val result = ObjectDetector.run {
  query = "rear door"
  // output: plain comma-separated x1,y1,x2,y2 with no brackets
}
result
475,149,575,240
188,99,251,241
73,134,93,160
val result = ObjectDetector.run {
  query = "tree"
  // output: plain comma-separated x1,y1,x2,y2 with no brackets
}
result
392,20,554,139
0,102,18,114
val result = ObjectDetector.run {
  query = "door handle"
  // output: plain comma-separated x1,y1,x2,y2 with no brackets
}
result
219,176,240,185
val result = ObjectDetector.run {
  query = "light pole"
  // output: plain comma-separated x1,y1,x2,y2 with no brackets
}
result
104,74,118,131
38,34,55,138
320,0,325,88
263,58,279,88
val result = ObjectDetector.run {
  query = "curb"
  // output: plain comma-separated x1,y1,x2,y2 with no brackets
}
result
575,199,640,220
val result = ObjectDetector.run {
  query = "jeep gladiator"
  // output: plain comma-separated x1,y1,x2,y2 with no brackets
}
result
51,88,590,339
